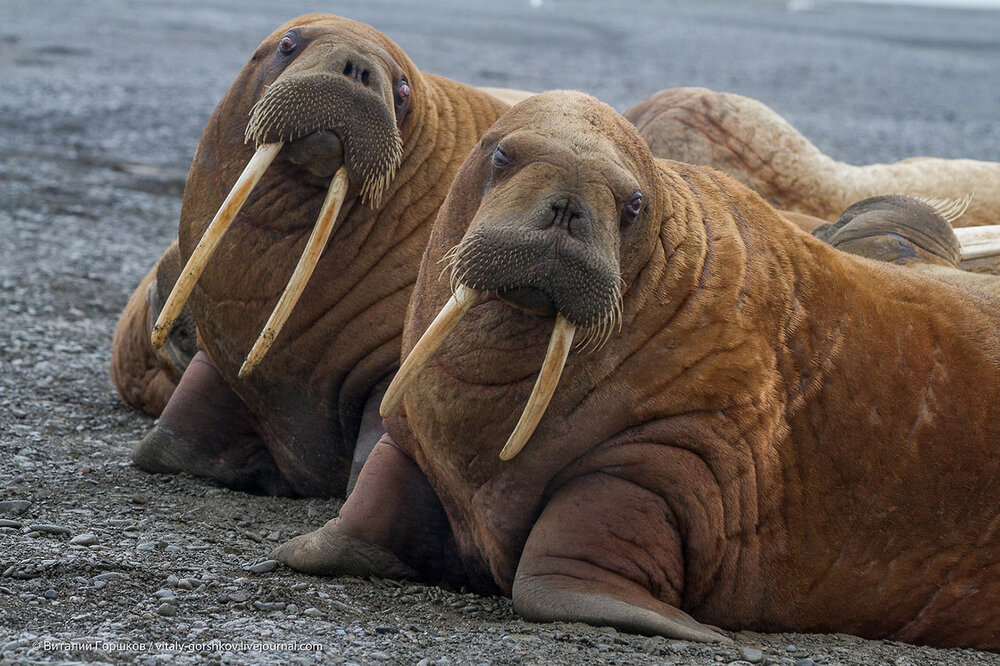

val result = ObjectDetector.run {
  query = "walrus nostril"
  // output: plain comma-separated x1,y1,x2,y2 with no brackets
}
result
343,61,354,77
361,70,370,86
549,201,590,239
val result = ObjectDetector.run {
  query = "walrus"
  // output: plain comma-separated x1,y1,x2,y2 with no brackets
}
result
625,87,1000,227
114,14,512,496
274,91,1000,650
812,195,1000,295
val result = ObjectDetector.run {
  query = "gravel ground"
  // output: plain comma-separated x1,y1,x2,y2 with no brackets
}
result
2,0,999,663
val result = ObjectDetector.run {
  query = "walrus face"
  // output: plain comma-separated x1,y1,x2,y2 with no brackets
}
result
151,15,419,375
383,91,663,459
245,23,411,203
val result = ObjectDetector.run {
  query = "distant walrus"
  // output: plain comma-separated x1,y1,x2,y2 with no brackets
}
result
275,91,1000,650
813,195,1000,294
110,14,510,496
625,87,1000,227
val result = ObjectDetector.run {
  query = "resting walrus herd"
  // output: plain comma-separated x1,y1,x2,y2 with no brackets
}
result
109,13,1000,651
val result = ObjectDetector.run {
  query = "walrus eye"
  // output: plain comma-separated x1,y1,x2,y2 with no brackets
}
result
491,145,512,169
395,78,410,113
278,32,297,55
624,191,643,223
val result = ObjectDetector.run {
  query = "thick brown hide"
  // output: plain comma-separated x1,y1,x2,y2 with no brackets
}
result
117,14,508,496
625,87,1000,227
385,92,1000,648
109,239,195,415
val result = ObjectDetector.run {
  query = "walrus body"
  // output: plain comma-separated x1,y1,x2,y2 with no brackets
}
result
120,14,508,496
277,92,1000,649
625,87,1000,227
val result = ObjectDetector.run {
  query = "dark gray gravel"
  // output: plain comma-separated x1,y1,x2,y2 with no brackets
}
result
2,0,999,663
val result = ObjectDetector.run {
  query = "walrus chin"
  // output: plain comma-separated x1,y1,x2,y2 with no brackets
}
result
379,283,577,461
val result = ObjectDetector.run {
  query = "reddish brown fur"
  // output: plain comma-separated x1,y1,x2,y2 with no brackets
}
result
388,92,1000,648
626,87,1000,227
115,15,509,495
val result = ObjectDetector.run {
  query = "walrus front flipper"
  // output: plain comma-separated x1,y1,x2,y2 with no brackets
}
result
273,435,458,585
132,351,292,496
512,474,728,643
110,239,196,416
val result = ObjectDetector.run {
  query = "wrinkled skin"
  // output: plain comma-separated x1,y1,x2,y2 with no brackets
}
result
277,92,1000,650
109,238,196,415
115,14,508,496
625,87,1000,227
813,195,1000,294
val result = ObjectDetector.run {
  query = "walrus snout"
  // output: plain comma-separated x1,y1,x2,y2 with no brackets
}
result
448,223,620,338
246,72,402,203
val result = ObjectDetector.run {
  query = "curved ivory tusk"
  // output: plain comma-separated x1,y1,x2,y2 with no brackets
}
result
151,142,283,349
379,284,479,418
498,315,575,461
954,225,1000,261
239,166,350,377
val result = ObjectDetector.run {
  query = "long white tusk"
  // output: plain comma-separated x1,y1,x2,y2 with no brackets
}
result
151,142,283,348
954,225,1000,261
239,166,350,377
498,315,575,461
379,284,479,417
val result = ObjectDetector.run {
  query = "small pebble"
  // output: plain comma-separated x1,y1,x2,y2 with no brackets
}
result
247,559,278,574
253,601,285,612
93,580,107,590
152,589,175,599
291,582,308,592
375,625,399,634
43,589,57,599
369,652,390,662
177,578,194,590
229,590,250,603
0,500,31,516
794,660,815,666
155,603,177,616
27,524,71,535
740,647,765,663
304,608,323,618
93,572,122,581
0,520,22,529
69,533,98,546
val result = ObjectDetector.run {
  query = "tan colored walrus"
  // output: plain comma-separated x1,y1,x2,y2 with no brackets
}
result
813,195,1000,296
625,87,1000,227
275,91,1000,650
111,14,512,496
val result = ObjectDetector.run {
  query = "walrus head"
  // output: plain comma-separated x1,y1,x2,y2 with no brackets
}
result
382,91,664,460
151,14,418,375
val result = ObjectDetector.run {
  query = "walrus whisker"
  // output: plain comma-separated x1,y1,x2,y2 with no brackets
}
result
151,142,283,349
499,315,576,461
380,284,480,417
954,224,1000,261
913,193,974,225
239,166,351,377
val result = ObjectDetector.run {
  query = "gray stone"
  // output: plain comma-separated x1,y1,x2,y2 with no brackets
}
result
0,501,31,516
155,603,177,616
26,524,71,535
246,559,278,574
69,533,98,545
0,520,22,529
740,647,765,663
